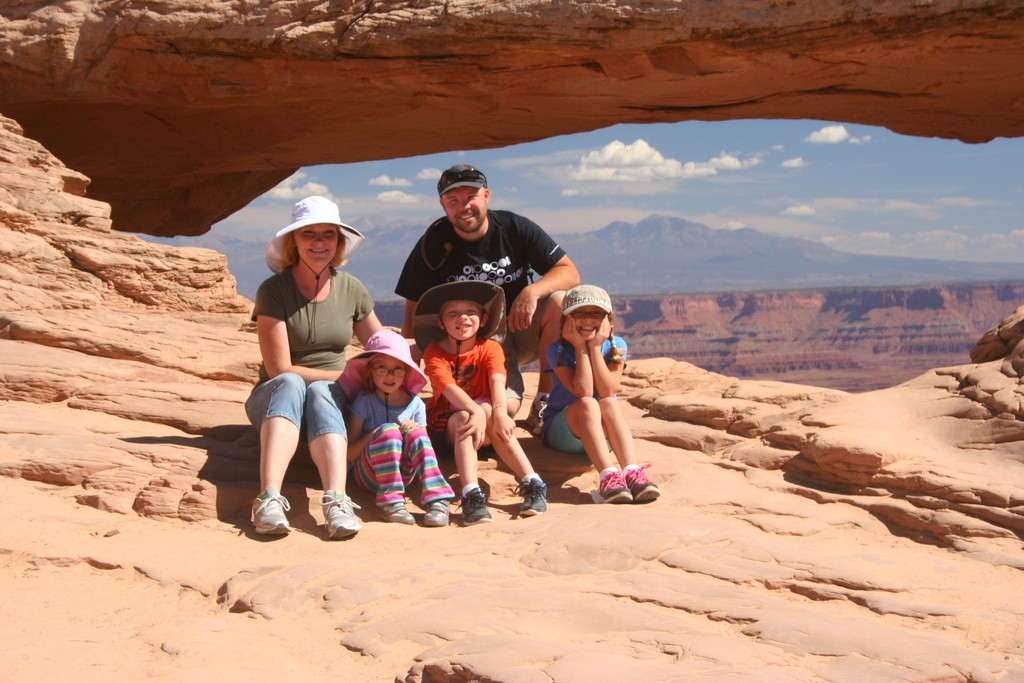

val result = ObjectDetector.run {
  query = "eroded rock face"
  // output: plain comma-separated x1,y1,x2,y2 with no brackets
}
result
616,285,1024,392
2,114,1024,681
2,1,1023,235
0,115,251,314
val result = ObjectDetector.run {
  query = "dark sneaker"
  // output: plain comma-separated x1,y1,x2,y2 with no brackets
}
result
624,464,661,503
516,479,548,517
598,471,633,504
378,500,416,525
423,499,452,528
252,486,291,534
460,488,493,526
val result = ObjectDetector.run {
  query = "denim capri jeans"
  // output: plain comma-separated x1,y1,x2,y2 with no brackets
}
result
245,372,349,441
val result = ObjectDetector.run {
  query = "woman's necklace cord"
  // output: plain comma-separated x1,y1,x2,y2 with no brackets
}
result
299,258,330,345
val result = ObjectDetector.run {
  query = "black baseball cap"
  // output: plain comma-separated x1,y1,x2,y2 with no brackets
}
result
437,164,488,197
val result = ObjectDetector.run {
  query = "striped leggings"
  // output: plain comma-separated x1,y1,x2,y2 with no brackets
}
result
352,423,455,506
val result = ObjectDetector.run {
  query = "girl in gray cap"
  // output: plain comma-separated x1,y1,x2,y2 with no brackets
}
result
540,285,661,504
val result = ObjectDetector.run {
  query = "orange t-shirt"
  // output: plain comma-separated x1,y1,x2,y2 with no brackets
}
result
423,339,506,433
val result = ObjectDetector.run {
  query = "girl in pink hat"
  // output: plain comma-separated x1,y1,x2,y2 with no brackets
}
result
340,329,455,526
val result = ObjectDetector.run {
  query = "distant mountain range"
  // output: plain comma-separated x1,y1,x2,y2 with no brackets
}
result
147,214,1024,302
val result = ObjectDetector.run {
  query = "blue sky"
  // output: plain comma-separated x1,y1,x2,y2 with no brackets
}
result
215,119,1024,263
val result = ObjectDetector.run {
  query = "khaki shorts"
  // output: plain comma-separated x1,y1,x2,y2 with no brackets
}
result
500,297,546,400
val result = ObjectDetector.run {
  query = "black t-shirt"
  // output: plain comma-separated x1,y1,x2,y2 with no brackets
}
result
394,210,566,311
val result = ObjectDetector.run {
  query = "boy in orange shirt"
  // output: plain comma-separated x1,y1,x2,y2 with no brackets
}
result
414,281,548,525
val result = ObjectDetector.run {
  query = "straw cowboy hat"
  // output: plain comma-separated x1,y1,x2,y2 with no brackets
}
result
412,281,506,351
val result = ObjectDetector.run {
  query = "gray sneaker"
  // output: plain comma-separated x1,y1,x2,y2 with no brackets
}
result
378,500,416,525
321,491,362,539
423,499,452,528
516,479,548,517
252,486,291,535
460,488,493,526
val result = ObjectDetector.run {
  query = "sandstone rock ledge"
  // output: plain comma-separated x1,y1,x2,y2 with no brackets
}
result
3,1,1024,235
2,114,1024,682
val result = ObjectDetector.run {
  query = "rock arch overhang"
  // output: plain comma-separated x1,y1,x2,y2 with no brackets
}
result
1,0,1022,236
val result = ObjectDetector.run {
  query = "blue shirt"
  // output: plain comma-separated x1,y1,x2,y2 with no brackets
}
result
349,391,427,437
541,335,629,428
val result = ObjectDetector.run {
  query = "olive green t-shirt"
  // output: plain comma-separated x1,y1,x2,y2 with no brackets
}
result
252,269,374,384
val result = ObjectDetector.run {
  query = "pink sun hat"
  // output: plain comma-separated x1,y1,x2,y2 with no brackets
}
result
338,329,427,401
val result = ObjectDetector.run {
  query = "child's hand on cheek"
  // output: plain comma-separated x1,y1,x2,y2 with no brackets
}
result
562,317,584,347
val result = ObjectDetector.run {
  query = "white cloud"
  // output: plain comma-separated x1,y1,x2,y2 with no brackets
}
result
742,154,764,169
267,172,332,201
783,204,817,216
571,139,690,181
679,161,718,179
416,167,442,180
814,197,940,220
565,140,764,195
935,196,994,208
821,231,893,253
817,227,1024,262
722,220,747,229
709,152,763,170
709,153,742,170
804,125,872,145
376,190,422,204
369,175,412,187
805,125,850,144
496,149,590,169
781,157,806,168
912,229,970,249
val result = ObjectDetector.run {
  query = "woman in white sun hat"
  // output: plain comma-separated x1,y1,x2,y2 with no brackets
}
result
245,195,382,540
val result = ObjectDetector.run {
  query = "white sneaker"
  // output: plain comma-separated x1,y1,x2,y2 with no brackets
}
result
252,486,291,535
321,491,362,539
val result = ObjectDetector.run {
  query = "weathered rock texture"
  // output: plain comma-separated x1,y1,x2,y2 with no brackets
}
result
2,1,1023,235
2,113,1024,681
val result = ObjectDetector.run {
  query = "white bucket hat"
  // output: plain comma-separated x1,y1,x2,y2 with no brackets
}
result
264,196,365,273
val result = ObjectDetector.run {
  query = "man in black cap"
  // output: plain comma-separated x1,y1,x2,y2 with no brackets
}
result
395,164,580,431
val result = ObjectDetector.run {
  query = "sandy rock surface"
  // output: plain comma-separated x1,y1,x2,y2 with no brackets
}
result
2,103,1024,681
